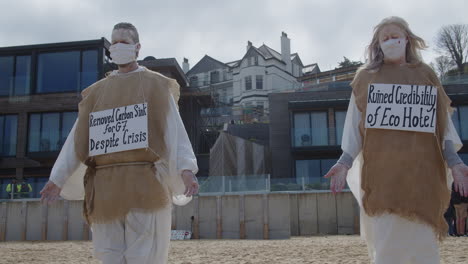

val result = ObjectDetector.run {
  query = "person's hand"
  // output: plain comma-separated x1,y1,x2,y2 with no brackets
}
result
40,181,61,204
182,170,199,197
324,163,350,194
451,163,468,197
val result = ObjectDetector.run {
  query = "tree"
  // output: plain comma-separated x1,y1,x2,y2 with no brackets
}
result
435,24,468,74
337,56,362,68
431,56,455,80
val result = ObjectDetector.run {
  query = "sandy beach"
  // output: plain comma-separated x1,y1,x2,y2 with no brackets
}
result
0,236,467,264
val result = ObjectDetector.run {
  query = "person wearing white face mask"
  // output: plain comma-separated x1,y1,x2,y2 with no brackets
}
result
40,22,199,264
324,16,468,264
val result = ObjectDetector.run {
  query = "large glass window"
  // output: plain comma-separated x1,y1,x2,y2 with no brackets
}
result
294,113,310,146
293,111,328,147
37,51,80,93
335,110,346,145
0,115,18,156
245,76,252,90
37,50,98,93
452,106,468,140
452,109,461,136
295,159,337,186
14,55,31,95
458,106,468,140
0,55,31,96
28,112,77,153
256,75,263,89
0,56,13,96
81,50,98,90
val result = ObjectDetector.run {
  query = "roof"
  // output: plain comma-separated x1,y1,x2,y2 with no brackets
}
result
0,38,111,54
226,60,240,67
302,63,320,75
299,65,359,81
186,55,229,76
139,57,189,87
291,53,304,67
257,44,283,61
187,42,305,75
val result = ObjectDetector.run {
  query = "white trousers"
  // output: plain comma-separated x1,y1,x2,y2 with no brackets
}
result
362,212,440,264
91,205,172,264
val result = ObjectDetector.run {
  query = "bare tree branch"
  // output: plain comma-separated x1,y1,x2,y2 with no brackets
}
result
435,24,468,74
431,56,454,80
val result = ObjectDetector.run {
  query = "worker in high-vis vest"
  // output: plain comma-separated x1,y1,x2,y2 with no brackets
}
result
18,179,33,198
40,22,199,264
324,16,468,264
5,179,19,199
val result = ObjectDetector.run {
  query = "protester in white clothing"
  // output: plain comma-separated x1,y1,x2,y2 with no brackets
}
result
324,16,468,264
40,22,198,264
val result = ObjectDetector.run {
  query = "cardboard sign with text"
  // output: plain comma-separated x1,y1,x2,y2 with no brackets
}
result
89,103,148,156
365,83,437,133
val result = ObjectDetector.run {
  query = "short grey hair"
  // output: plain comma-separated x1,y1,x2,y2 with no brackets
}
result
112,22,140,43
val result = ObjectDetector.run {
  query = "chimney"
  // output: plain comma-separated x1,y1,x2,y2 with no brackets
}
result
182,57,189,73
247,40,252,51
281,32,292,73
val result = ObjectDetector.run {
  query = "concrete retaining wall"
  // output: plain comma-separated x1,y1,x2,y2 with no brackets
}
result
0,192,359,241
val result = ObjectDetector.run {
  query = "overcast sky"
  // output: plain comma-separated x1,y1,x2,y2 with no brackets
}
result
1,0,467,71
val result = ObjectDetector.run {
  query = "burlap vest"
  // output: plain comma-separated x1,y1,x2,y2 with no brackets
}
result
74,68,179,224
352,63,452,240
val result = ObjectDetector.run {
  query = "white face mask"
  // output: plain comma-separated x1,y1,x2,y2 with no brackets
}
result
380,38,407,61
109,43,139,65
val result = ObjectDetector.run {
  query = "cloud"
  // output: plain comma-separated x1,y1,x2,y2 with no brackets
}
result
1,0,467,70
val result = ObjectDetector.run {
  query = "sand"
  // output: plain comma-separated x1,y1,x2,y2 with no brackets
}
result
0,236,466,264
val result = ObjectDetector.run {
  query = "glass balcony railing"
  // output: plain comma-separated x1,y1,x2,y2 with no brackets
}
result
197,174,347,195
442,74,468,85
200,106,233,117
0,175,346,201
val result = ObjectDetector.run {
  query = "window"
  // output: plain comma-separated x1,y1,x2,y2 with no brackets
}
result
245,76,252,90
256,102,265,116
452,106,468,140
254,56,258,66
37,50,98,93
28,112,77,153
210,71,219,84
459,153,468,164
0,115,18,156
0,55,31,96
293,111,328,147
81,50,98,90
222,70,227,81
203,73,209,86
256,75,263,90
295,159,337,186
0,56,13,96
189,76,198,87
335,110,347,145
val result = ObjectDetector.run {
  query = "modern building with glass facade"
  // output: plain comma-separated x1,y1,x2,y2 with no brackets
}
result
269,80,468,189
0,38,196,199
